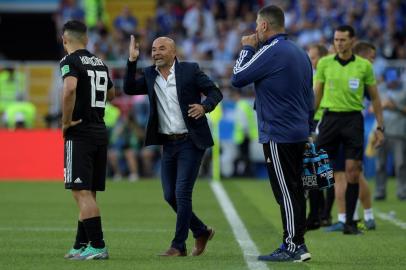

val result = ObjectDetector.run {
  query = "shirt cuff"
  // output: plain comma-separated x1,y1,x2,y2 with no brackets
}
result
242,45,256,53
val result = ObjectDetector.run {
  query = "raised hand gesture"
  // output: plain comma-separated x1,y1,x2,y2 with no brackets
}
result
129,35,140,62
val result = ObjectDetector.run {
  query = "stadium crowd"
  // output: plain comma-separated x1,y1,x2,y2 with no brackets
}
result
55,0,406,63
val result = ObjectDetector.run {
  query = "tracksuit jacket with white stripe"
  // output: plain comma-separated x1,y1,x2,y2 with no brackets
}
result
231,33,314,144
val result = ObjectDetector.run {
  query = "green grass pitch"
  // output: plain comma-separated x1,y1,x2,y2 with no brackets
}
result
0,179,405,270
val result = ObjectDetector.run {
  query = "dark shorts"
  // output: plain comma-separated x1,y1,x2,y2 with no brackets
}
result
317,111,364,162
64,139,107,191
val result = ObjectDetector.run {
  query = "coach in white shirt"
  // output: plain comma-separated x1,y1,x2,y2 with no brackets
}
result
124,36,222,257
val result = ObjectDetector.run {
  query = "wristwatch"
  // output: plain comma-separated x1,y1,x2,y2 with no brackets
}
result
376,126,385,133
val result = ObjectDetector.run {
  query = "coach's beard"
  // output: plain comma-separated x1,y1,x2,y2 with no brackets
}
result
154,59,165,66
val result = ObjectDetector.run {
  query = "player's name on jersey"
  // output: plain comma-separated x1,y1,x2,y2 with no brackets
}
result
79,56,104,66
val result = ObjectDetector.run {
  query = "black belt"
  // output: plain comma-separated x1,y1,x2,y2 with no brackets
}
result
161,133,188,141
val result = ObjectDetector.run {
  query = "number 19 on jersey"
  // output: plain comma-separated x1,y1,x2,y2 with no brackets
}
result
87,70,108,108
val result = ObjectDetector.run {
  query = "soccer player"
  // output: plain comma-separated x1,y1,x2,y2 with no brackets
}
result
314,25,384,235
60,20,115,260
124,35,222,256
232,5,313,262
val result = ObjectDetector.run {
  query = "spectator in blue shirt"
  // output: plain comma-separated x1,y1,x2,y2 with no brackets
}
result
113,6,138,36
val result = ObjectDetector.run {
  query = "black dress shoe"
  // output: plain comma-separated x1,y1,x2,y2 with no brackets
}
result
320,217,332,227
343,223,363,235
374,195,386,201
306,219,321,231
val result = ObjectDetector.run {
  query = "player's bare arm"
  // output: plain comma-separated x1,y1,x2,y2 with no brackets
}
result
314,81,324,111
366,84,384,147
107,86,116,101
62,76,82,137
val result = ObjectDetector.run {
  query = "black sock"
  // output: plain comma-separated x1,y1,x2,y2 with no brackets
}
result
345,183,360,225
83,216,105,248
73,220,88,249
322,186,335,220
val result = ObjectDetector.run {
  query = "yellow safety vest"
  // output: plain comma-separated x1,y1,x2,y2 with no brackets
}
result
233,99,258,144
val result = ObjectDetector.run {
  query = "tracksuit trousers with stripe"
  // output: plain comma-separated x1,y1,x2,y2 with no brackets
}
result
263,141,306,253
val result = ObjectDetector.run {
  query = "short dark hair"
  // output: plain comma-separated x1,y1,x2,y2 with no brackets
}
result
353,41,375,55
258,5,285,29
62,20,87,38
335,25,355,37
308,43,328,58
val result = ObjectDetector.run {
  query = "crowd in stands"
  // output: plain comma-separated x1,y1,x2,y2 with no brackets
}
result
54,0,406,62
1,0,405,181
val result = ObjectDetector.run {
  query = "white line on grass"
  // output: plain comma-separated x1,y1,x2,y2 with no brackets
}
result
375,210,406,230
210,181,269,270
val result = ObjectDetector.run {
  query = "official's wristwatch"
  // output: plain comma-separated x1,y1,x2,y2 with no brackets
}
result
376,126,385,133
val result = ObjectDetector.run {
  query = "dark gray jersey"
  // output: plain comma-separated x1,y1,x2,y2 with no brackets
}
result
60,49,113,144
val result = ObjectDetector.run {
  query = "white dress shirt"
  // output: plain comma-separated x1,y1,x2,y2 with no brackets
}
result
154,63,188,134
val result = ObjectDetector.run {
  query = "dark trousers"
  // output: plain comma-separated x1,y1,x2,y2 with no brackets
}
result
161,137,207,251
263,141,306,253
308,189,325,222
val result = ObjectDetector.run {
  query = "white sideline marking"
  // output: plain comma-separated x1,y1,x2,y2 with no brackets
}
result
375,210,406,230
210,181,269,270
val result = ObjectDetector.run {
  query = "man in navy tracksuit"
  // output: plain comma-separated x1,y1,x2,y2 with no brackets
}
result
231,5,314,262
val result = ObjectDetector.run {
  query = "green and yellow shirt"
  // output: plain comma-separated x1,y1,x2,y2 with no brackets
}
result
315,54,376,112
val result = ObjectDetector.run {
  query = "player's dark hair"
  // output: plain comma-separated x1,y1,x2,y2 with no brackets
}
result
62,20,87,40
309,43,328,58
258,5,285,29
353,41,375,55
335,25,355,37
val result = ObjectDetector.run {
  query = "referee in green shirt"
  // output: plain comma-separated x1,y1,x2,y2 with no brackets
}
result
314,25,384,235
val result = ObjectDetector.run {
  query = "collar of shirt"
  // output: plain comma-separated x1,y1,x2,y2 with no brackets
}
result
155,61,175,79
262,33,288,46
71,48,89,55
334,54,355,66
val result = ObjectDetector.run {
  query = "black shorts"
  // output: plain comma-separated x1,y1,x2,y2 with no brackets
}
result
317,111,364,161
64,139,107,191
